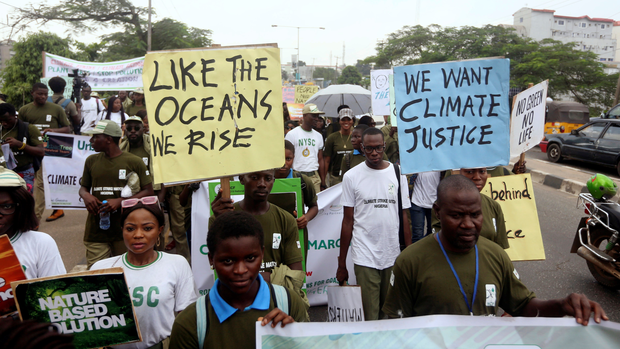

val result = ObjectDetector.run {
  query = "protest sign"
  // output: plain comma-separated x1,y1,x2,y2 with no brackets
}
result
43,52,144,91
510,80,548,158
327,286,364,322
41,77,74,100
257,315,620,348
287,103,304,120
12,268,141,349
481,173,545,261
142,45,284,184
389,74,397,126
394,58,510,174
43,133,97,210
282,86,295,103
294,85,319,104
371,69,392,117
190,178,305,295
0,235,27,316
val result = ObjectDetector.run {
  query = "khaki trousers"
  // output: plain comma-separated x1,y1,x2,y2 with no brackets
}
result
305,171,321,193
34,167,46,220
85,240,127,269
354,264,393,320
168,192,190,263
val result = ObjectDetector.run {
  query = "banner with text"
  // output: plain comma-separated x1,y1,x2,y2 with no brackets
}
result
481,173,545,261
510,80,548,158
43,133,97,210
294,85,319,104
371,69,392,117
282,87,295,103
394,58,510,174
257,315,620,348
0,235,26,316
43,52,144,91
287,103,304,120
12,268,141,349
327,285,364,322
142,46,284,184
389,74,398,126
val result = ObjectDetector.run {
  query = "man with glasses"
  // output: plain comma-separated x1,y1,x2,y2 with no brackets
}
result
336,127,412,320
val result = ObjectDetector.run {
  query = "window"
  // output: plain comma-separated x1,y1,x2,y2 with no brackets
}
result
578,123,605,138
602,124,620,141
520,17,523,23
601,58,607,61
581,23,587,28
558,20,565,25
601,24,606,29
583,45,588,50
609,106,620,119
573,32,577,37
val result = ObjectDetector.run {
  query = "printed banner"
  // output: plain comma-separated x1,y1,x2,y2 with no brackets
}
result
191,179,305,296
287,103,304,120
41,77,74,100
394,58,511,174
327,285,364,322
142,46,284,184
371,69,392,117
510,80,548,158
389,74,397,127
12,268,141,349
481,173,545,261
43,133,97,210
43,52,144,91
0,235,27,316
282,87,295,103
294,85,319,104
257,315,620,348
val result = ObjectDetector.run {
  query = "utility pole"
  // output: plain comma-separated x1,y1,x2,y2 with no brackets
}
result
147,0,152,51
343,42,345,67
614,72,620,106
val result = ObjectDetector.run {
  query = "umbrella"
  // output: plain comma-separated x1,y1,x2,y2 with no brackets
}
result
305,84,372,117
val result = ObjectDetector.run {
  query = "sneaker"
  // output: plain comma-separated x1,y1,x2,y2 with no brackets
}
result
46,210,65,222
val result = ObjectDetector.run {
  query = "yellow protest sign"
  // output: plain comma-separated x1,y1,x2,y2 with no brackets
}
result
481,173,545,261
142,46,284,184
294,85,319,104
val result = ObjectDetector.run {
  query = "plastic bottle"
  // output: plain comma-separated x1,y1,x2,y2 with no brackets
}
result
100,200,111,230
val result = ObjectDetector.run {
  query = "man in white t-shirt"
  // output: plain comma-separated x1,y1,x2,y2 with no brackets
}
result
336,127,412,320
79,85,104,134
410,171,441,243
284,103,326,192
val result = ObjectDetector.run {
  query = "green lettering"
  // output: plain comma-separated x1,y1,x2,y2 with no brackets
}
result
199,244,209,255
147,286,159,307
318,240,327,249
327,240,335,249
132,287,144,306
336,239,340,247
308,240,317,250
312,139,316,146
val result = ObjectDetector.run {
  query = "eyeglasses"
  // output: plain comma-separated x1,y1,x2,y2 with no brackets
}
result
121,196,159,209
0,203,18,215
125,125,142,132
285,126,294,130
362,145,385,154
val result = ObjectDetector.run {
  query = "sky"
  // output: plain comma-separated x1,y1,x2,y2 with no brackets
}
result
1,0,619,66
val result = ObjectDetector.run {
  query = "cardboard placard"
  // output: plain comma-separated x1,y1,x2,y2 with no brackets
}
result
294,85,319,104
327,285,364,322
0,235,27,316
510,81,548,158
371,69,392,117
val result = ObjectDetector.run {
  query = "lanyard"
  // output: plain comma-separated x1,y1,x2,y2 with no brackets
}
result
435,234,479,316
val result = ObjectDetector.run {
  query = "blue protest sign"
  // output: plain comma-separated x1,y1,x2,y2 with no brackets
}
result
394,58,510,174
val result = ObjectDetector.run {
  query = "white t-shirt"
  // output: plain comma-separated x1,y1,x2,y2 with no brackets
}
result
410,171,441,209
80,98,105,133
340,162,411,269
285,126,324,172
10,230,66,279
105,111,129,128
92,252,197,349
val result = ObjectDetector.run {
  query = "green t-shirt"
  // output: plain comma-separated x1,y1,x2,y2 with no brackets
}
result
126,103,146,116
432,193,509,249
323,131,353,176
0,123,43,169
208,203,302,273
169,283,308,349
18,102,71,131
81,151,153,242
383,234,535,318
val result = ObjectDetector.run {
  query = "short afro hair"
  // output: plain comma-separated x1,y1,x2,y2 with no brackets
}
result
436,174,479,206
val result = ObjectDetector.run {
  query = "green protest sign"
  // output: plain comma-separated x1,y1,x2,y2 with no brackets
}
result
12,268,141,349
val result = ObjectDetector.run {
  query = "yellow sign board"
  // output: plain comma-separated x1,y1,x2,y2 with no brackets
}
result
481,173,545,261
142,46,284,184
294,85,319,104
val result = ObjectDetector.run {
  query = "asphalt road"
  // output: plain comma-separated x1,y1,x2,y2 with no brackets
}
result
527,146,620,180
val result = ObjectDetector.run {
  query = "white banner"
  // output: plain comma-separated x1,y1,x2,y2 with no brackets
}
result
510,80,548,158
43,133,96,209
190,181,217,296
327,285,364,322
43,52,144,91
370,69,392,117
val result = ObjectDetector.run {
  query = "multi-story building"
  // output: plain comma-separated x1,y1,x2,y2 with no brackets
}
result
513,7,616,62
613,21,620,63
0,39,15,71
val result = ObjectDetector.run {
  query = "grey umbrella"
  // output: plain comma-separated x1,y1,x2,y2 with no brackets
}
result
305,84,372,117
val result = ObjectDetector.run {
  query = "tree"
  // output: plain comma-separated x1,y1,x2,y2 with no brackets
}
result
355,59,371,76
0,32,87,106
281,69,289,81
337,66,362,85
313,67,339,83
298,60,307,67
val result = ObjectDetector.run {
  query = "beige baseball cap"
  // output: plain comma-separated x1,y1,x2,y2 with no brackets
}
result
134,87,145,94
302,103,324,115
0,168,27,189
84,120,123,137
123,116,143,124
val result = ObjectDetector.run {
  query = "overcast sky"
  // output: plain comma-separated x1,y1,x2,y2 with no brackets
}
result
1,0,619,66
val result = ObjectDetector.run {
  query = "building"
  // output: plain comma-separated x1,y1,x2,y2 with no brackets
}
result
613,21,620,63
513,7,616,62
0,39,15,71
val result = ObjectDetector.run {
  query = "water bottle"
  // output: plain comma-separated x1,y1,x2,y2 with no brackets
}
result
100,200,111,230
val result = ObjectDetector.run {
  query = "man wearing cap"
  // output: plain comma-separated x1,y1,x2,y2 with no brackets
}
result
79,85,105,134
284,103,326,192
18,82,72,223
323,108,354,187
126,88,146,116
80,120,154,268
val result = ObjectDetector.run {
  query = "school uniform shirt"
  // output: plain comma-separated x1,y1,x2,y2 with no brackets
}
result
18,102,71,132
10,230,66,279
80,97,105,134
340,162,411,270
284,126,324,172
410,171,441,209
92,252,198,349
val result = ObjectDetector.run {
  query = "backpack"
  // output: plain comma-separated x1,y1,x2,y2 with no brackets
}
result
16,120,43,173
195,284,290,349
47,96,71,109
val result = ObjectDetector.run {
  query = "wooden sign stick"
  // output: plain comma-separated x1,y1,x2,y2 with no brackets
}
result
220,177,231,200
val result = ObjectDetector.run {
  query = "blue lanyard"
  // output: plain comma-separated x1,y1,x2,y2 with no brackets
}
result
435,234,479,316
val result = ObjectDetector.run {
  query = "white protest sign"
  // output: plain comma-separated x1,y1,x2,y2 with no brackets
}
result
190,181,218,296
43,133,97,210
510,80,548,158
43,52,144,91
370,69,392,117
327,286,364,322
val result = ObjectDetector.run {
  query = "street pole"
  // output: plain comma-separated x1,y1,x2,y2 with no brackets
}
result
147,0,152,51
614,72,620,106
297,27,300,85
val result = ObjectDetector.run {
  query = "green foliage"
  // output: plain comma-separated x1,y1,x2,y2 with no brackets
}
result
337,66,362,85
313,67,339,84
281,69,289,81
355,59,371,76
0,32,86,107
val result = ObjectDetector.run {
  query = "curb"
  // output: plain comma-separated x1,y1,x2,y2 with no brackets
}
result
529,169,588,197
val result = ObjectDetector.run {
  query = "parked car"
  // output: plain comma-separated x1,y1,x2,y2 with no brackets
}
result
543,119,620,175
599,103,620,119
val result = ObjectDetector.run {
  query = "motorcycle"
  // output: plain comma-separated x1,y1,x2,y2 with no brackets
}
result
571,174,620,289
